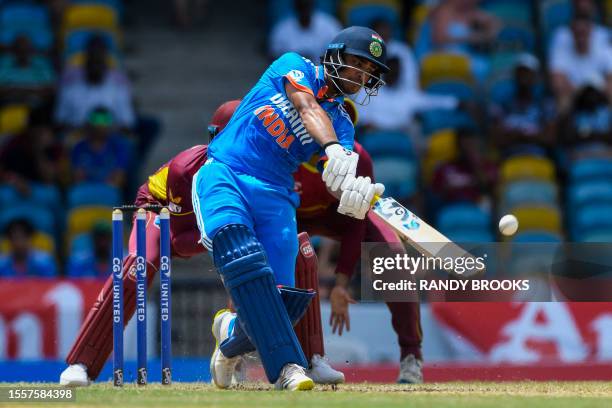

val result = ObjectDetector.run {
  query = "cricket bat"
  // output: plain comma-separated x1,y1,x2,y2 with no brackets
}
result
370,196,483,275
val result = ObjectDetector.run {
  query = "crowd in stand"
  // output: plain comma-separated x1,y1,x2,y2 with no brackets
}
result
1,0,611,280
268,0,612,282
0,0,159,278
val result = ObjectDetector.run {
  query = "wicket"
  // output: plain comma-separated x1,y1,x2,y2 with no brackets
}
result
112,207,172,387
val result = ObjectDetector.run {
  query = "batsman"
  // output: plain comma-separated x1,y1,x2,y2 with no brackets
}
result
192,26,387,390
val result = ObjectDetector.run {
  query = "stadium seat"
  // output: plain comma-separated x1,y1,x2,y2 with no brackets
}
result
67,51,119,68
482,1,532,25
359,131,413,158
61,4,118,38
446,229,494,243
71,0,124,19
500,155,556,183
420,52,473,88
0,203,55,236
267,0,337,26
568,180,612,211
569,159,612,183
0,231,55,254
422,129,457,182
488,51,520,78
571,203,612,238
540,0,572,51
495,24,536,52
63,29,118,58
425,80,476,101
486,74,514,104
500,180,558,210
66,206,113,243
340,0,401,23
408,3,430,44
512,205,562,233
420,109,475,136
67,183,121,209
512,230,562,242
576,229,612,243
0,26,53,51
372,158,418,199
437,203,491,231
345,3,400,30
0,104,29,136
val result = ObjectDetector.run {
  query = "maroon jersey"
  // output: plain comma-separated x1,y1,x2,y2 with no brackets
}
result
295,142,375,278
135,145,208,257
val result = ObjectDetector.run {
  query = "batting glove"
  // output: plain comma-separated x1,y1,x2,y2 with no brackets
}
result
337,175,385,220
322,142,359,192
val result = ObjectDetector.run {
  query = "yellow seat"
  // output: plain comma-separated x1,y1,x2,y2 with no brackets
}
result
66,52,118,68
0,231,55,254
501,155,556,183
408,4,430,44
606,0,612,25
422,129,457,182
512,206,562,233
61,5,118,38
66,206,113,245
0,104,29,135
420,52,473,88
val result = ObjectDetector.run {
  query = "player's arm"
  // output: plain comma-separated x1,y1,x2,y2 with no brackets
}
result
285,81,338,146
285,81,359,193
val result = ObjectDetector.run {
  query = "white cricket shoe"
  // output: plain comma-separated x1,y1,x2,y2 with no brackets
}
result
397,354,423,384
307,354,345,384
275,363,314,391
59,363,90,387
210,309,240,389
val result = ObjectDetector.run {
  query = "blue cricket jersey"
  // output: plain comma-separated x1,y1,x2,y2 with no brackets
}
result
208,52,355,188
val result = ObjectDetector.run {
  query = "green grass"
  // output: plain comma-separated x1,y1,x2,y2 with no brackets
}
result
1,382,610,408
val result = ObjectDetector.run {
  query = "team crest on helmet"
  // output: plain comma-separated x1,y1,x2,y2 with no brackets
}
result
288,69,305,81
369,41,382,58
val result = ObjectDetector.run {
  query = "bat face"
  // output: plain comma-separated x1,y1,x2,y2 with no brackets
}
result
371,197,469,262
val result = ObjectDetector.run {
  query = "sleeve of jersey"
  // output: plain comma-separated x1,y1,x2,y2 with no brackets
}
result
280,53,320,97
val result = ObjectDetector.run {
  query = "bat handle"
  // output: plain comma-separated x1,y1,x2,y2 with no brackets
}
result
371,194,381,207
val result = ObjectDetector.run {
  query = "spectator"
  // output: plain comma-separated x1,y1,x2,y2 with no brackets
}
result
0,219,57,278
550,14,612,111
429,0,500,79
432,128,497,207
549,0,609,65
0,35,55,105
490,54,556,158
70,107,131,189
358,56,457,132
558,74,612,161
55,35,135,129
66,221,112,278
0,110,65,195
268,0,341,63
371,19,420,93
